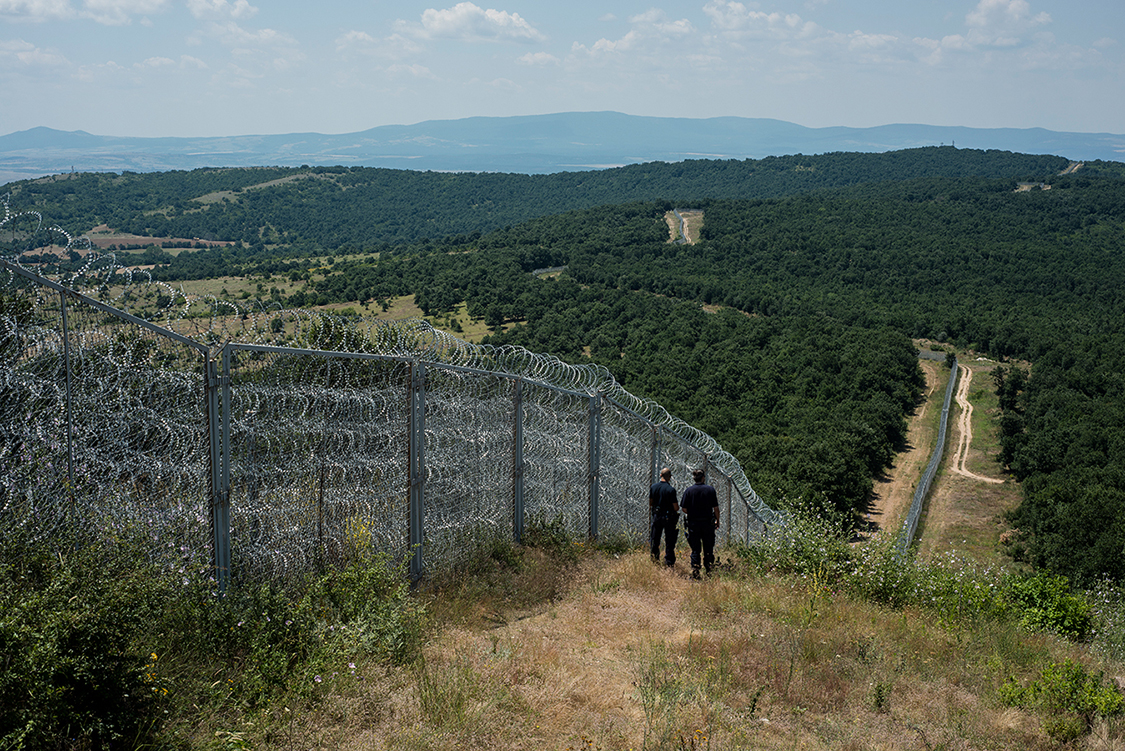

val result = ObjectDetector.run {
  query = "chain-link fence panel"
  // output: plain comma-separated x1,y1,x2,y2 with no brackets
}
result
226,348,411,581
0,272,212,577
522,383,591,540
599,400,653,544
421,366,516,570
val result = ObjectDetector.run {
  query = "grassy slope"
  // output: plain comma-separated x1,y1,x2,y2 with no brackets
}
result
200,374,1122,751
270,552,1108,751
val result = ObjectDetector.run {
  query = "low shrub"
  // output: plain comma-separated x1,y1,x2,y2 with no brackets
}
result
1000,659,1124,742
0,534,172,748
735,510,851,579
1002,571,1092,640
523,513,580,565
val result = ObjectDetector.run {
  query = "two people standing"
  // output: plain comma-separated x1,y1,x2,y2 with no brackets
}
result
649,467,720,578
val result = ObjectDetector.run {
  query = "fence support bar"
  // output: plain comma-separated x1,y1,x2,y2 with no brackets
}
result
587,394,601,539
408,361,426,580
207,355,231,592
513,379,524,545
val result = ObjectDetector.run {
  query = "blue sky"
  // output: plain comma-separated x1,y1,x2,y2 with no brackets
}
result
1,0,1122,137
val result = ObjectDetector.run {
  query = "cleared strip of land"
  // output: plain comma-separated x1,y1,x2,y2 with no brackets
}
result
951,364,1005,485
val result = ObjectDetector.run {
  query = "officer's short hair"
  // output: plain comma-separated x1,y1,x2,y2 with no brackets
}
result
693,468,705,483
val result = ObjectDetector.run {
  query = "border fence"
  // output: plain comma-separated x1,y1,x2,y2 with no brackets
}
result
898,351,958,553
1,246,780,587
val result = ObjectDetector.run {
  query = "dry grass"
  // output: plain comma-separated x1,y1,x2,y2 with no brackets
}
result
246,547,1123,751
918,358,1022,563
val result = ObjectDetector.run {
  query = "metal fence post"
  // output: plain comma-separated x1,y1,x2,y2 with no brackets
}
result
512,378,524,545
58,291,76,518
207,351,231,592
408,360,426,580
725,475,732,542
587,394,601,539
649,426,658,486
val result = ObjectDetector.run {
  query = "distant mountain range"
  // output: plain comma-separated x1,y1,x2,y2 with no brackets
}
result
2,111,1123,185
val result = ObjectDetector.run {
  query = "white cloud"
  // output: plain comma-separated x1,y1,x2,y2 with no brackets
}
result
137,55,175,67
80,0,168,25
198,20,295,47
335,30,424,60
0,0,73,22
0,0,168,24
628,9,693,38
336,30,377,48
965,0,1050,47
411,2,545,43
913,0,1056,64
0,37,69,65
387,62,437,79
517,51,558,65
703,1,812,39
572,30,639,56
187,0,256,21
573,9,693,58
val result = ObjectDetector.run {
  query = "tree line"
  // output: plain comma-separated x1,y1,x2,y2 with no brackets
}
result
7,148,1125,582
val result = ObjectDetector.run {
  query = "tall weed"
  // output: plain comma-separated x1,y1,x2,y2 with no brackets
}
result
1089,578,1125,660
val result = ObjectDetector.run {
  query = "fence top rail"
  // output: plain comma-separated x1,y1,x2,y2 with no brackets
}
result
2,250,780,528
1,259,209,355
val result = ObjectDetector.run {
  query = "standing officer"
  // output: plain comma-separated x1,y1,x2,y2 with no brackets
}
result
649,467,679,567
680,468,720,578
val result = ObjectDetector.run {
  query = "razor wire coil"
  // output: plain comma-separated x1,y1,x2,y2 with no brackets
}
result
2,203,779,581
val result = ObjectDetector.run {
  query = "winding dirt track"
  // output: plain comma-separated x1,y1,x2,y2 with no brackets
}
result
951,364,1005,484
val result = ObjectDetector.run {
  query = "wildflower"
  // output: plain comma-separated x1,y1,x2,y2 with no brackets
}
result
314,675,322,683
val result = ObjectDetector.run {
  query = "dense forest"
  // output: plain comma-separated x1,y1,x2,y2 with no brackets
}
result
7,147,1075,247
7,147,1125,583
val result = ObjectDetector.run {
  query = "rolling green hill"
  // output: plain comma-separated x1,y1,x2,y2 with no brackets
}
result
7,147,1125,583
6,147,1068,247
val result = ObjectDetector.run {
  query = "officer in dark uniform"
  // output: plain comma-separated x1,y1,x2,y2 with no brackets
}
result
680,468,720,578
648,467,679,567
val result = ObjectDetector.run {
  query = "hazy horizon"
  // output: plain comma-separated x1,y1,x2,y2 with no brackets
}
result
1,1,1122,141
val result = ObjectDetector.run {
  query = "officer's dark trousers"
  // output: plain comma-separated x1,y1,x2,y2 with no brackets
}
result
650,511,678,566
686,522,715,574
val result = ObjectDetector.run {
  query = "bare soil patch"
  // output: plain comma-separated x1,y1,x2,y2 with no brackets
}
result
86,224,232,250
664,210,703,244
860,358,944,537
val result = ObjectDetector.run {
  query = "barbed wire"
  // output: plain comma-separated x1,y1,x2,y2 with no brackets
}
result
2,196,780,579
